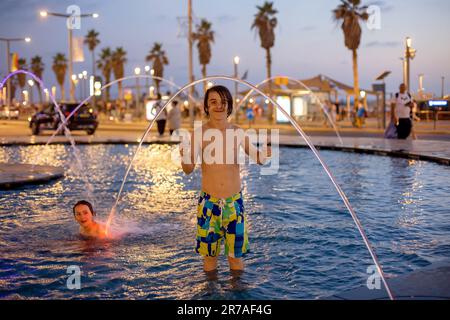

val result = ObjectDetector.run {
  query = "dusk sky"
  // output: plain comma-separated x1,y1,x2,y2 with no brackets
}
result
1,0,449,97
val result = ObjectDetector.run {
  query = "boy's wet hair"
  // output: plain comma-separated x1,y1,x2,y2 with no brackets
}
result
72,200,95,216
204,85,233,118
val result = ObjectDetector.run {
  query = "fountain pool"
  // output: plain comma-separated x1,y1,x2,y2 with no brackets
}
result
1,144,449,299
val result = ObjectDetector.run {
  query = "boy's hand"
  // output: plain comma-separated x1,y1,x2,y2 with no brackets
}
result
258,138,272,164
179,136,189,158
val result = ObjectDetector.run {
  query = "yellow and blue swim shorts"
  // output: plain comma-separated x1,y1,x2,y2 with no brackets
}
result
195,191,249,258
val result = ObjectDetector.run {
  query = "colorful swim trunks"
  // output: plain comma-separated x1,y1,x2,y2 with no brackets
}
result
195,191,249,258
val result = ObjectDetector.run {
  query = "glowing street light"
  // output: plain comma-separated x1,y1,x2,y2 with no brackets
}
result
144,66,151,93
135,67,141,115
27,80,35,105
406,37,412,48
149,86,155,98
233,56,240,122
44,88,50,103
404,36,417,91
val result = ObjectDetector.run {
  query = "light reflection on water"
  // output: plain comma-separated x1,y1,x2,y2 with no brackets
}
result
0,144,449,299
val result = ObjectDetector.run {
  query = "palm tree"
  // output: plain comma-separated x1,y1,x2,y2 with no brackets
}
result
10,77,18,103
145,42,169,94
16,58,27,92
84,29,100,76
333,0,369,109
251,1,278,122
30,55,45,103
112,47,127,100
193,19,215,93
52,53,67,101
97,47,113,101
16,58,27,103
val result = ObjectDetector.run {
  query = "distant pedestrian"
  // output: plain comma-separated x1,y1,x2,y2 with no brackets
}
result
334,102,340,121
391,83,413,139
355,102,366,128
167,100,181,135
153,94,167,136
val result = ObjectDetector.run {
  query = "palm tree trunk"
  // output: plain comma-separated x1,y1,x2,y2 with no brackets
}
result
352,49,360,112
37,84,43,104
202,64,207,93
118,81,123,100
266,48,273,123
61,85,65,101
92,50,96,76
155,80,160,95
105,87,110,102
19,86,25,103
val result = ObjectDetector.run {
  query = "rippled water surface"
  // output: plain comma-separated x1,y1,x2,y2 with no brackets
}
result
1,144,449,299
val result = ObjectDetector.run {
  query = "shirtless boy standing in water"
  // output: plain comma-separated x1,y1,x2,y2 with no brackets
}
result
181,85,271,272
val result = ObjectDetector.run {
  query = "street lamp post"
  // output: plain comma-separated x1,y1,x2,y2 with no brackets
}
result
187,0,195,127
233,56,240,123
71,74,78,102
405,37,416,92
0,36,31,107
134,67,141,118
82,70,88,100
418,74,424,94
28,79,35,106
442,76,445,99
39,10,98,102
78,73,83,100
144,66,150,96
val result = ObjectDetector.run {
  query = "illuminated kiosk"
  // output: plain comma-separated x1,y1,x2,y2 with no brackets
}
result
240,75,380,123
239,76,335,124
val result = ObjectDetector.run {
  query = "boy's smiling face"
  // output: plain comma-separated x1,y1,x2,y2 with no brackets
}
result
74,204,94,227
207,91,228,121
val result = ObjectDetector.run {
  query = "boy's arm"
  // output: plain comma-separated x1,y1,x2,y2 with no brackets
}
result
242,130,272,165
180,131,198,174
